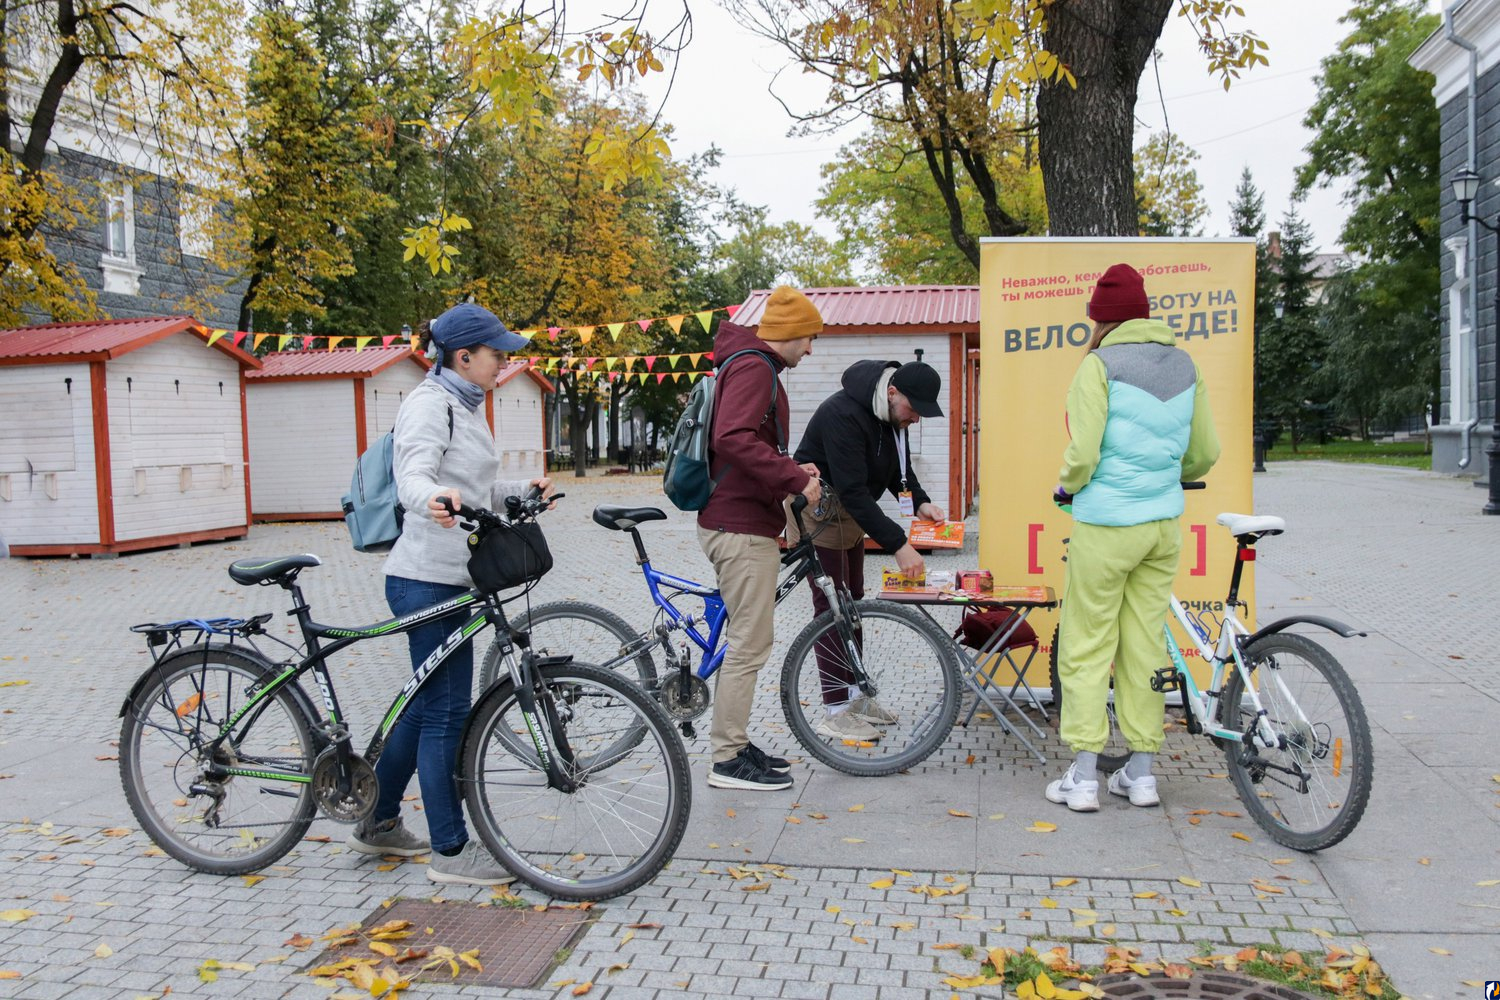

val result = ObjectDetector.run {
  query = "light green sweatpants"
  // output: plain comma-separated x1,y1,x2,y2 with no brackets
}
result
1058,518,1181,754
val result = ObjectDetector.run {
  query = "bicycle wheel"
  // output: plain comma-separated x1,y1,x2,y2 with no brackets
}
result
119,645,318,874
479,601,655,692
462,660,691,900
1048,625,1130,773
781,600,961,777
1220,633,1373,851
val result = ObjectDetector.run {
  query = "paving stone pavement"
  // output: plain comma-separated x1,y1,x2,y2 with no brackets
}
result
0,462,1497,999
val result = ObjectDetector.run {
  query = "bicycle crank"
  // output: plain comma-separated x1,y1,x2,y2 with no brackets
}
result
310,748,378,823
660,673,711,721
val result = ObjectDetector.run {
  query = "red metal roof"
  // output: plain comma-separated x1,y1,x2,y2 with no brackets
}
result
0,316,260,368
734,286,980,333
497,360,553,393
247,346,431,380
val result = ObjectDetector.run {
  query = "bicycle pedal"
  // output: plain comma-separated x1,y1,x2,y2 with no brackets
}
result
1149,668,1181,693
679,721,696,739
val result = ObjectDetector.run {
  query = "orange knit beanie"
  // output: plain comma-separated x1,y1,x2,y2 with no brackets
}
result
757,286,823,341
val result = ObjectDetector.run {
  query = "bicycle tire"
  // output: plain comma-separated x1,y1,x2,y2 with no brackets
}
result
1220,633,1373,852
479,601,655,692
119,644,318,874
462,660,691,900
1047,625,1131,773
781,600,961,777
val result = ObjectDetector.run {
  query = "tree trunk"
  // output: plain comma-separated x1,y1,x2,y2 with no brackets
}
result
1038,0,1171,236
607,380,625,462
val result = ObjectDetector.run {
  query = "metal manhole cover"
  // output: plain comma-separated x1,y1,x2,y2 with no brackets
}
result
306,898,594,989
1094,972,1322,1000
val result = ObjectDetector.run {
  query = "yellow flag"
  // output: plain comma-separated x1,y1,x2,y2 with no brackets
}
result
355,337,373,351
666,314,684,334
278,335,294,350
695,310,714,332
516,330,536,342
578,327,594,345
253,333,269,350
607,322,625,341
206,329,227,347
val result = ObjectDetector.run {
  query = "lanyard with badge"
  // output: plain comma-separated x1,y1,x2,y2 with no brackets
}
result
894,428,914,516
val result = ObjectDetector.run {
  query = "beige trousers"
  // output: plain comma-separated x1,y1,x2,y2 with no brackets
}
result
698,526,781,764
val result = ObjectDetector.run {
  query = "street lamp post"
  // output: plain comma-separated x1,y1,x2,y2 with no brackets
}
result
1451,167,1500,516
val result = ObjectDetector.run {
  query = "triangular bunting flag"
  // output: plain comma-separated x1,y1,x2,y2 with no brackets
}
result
253,333,269,350
666,314,684,334
230,331,246,347
206,329,227,347
547,327,560,342
689,352,705,367
689,371,705,382
356,337,373,351
705,351,715,362
382,335,397,347
516,330,536,342
656,372,669,384
635,372,648,383
725,304,740,318
644,355,657,371
578,327,594,345
695,310,714,332
636,318,651,333
278,335,294,349
607,322,625,341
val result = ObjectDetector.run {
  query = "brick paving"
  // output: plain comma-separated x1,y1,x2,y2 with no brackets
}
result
1,463,1497,998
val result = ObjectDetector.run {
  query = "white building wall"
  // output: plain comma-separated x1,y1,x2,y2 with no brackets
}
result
107,336,246,541
778,333,954,520
247,379,355,516
0,363,100,546
493,377,548,480
366,365,425,441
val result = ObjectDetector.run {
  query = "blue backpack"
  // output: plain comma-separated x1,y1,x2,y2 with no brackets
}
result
662,349,780,512
342,406,452,553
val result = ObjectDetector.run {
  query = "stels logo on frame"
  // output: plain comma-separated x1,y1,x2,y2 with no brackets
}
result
1485,982,1500,999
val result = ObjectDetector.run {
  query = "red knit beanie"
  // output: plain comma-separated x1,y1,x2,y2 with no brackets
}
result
1087,263,1150,322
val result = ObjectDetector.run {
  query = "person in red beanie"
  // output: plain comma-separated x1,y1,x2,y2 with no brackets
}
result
1046,263,1220,813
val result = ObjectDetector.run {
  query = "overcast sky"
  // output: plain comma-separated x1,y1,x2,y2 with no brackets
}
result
591,0,1446,259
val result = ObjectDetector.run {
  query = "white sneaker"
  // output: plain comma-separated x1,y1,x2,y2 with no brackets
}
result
848,696,898,726
427,840,515,886
1107,769,1160,807
814,711,883,743
1044,763,1100,812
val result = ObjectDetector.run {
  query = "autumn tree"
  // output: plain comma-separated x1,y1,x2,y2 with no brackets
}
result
235,3,381,332
0,0,246,325
1259,205,1328,449
1226,168,1279,437
1135,132,1207,238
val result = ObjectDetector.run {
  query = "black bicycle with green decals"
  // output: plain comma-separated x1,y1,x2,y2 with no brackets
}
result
117,491,691,900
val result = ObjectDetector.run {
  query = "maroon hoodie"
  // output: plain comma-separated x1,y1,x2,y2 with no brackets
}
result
698,322,811,538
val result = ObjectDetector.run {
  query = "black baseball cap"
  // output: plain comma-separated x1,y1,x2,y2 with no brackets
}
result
891,362,943,418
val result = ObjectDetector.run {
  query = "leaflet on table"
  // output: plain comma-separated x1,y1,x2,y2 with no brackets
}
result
908,519,964,548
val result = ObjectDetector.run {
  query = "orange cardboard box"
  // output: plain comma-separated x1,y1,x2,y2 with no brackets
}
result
909,519,964,549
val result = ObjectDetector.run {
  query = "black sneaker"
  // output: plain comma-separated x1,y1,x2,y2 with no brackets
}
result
745,742,791,774
708,747,794,791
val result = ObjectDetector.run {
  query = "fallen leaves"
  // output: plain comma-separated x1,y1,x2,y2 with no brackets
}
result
1176,876,1202,888
1026,820,1057,833
0,910,37,922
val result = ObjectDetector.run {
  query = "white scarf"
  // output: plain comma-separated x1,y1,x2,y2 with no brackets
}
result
872,367,896,424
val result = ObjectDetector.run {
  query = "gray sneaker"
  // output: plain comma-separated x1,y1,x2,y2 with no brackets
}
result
849,696,898,725
346,817,430,857
427,840,515,886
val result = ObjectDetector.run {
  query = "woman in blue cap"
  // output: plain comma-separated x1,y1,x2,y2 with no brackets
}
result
346,302,550,885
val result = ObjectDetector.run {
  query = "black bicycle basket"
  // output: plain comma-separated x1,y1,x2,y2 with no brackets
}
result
467,519,553,593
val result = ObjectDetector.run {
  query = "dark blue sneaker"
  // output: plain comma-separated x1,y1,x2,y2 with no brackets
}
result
708,746,793,791
746,742,791,774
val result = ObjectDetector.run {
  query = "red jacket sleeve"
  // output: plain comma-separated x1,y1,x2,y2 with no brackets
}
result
711,356,809,497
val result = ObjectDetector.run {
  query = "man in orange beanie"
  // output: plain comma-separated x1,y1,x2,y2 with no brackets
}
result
699,285,823,791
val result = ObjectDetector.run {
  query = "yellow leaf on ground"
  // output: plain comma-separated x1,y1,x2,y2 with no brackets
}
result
1040,898,1058,909
891,921,915,931
1476,879,1500,887
842,838,865,844
1134,891,1158,899
1428,947,1452,956
94,943,113,958
869,879,895,889
947,809,973,818
572,982,593,995
848,804,865,812
0,970,20,980
931,942,962,950
369,942,398,957
102,828,130,838
725,809,736,818
1,910,37,922
1168,909,1187,916
785,817,801,824
242,875,265,887
1177,877,1202,888
620,930,635,946
1053,878,1078,887
1231,832,1252,842
892,869,914,877
1027,821,1058,833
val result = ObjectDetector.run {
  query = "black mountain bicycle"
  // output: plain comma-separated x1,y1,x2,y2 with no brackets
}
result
117,490,691,900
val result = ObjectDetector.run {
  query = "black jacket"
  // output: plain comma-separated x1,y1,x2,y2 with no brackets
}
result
793,359,931,553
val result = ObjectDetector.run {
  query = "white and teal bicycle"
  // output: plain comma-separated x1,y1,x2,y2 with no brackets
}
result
1049,483,1373,852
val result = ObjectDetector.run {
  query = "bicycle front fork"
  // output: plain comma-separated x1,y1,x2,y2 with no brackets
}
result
813,572,877,699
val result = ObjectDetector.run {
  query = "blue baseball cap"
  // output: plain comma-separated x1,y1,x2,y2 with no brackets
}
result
430,303,529,354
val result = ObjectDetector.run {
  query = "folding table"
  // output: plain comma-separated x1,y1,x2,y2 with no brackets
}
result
877,585,1058,763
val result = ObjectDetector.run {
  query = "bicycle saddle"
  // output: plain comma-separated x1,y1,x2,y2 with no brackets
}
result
1215,513,1285,539
227,554,322,586
592,505,668,531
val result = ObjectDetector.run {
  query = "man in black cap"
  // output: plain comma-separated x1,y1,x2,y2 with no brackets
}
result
788,360,947,741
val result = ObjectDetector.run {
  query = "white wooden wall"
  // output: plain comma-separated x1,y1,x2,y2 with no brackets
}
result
108,337,247,541
778,333,954,519
366,365,424,441
0,363,99,546
493,377,547,480
247,379,355,516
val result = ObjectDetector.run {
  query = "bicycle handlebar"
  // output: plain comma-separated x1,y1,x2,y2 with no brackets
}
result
437,485,564,527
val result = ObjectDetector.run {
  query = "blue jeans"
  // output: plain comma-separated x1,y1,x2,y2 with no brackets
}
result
373,576,474,852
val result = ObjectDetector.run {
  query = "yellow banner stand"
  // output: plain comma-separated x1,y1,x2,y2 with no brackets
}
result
977,238,1256,688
